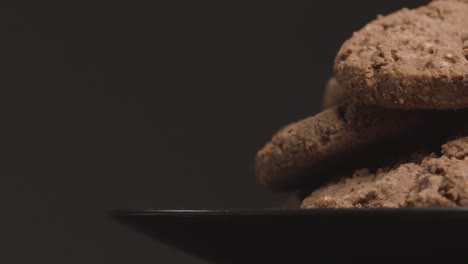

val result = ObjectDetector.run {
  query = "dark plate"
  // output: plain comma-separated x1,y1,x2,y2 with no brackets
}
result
112,209,468,263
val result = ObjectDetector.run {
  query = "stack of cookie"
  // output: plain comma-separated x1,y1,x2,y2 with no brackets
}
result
255,0,468,209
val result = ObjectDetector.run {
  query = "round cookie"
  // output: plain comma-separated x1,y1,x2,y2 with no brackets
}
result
321,77,347,110
334,0,468,109
281,192,304,209
301,134,468,209
255,102,466,191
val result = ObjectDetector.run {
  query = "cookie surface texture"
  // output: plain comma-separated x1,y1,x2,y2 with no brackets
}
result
335,0,468,109
255,102,461,191
301,135,468,208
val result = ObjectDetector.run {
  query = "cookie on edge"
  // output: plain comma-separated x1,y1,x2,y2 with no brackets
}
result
321,77,347,110
255,102,466,191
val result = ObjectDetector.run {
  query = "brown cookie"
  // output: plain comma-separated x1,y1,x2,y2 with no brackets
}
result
335,0,468,109
301,134,468,209
321,77,347,110
281,192,304,209
255,102,465,191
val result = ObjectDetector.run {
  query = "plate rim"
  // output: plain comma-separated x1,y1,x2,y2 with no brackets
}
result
111,207,468,217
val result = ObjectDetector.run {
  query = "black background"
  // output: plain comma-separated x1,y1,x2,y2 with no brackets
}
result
4,1,427,263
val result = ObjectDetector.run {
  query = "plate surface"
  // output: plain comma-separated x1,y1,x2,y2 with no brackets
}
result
112,209,468,263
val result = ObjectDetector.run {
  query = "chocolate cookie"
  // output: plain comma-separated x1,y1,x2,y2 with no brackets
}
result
255,102,464,191
335,0,468,109
301,134,468,208
281,192,304,209
321,77,347,110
